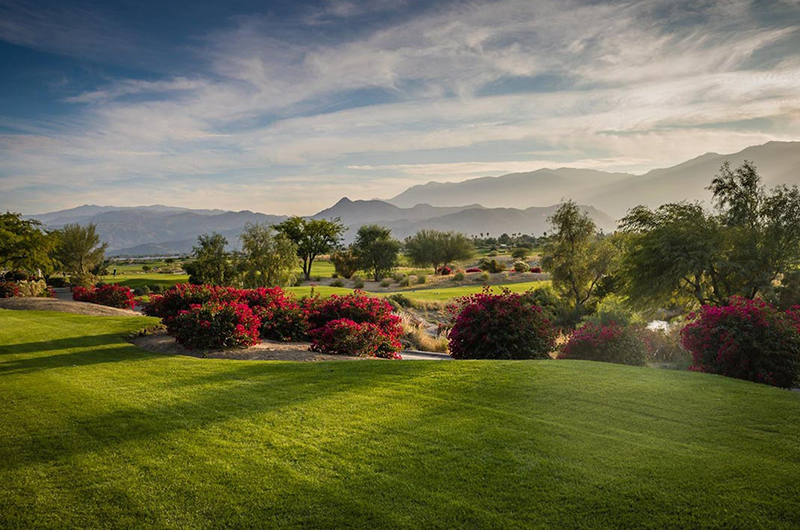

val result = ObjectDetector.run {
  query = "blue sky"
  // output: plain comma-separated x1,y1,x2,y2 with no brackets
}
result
1,0,799,215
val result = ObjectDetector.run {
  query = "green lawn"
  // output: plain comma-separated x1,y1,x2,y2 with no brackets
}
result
104,273,190,289
1,310,799,529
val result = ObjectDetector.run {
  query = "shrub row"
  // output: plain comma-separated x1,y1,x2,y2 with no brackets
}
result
0,280,54,299
73,284,136,309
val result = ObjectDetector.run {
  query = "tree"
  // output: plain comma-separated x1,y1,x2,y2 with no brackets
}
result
274,216,345,280
0,212,57,274
185,233,233,285
620,161,800,307
352,225,401,281
404,230,474,273
511,247,529,261
541,201,618,321
330,247,360,278
53,223,108,284
239,223,298,287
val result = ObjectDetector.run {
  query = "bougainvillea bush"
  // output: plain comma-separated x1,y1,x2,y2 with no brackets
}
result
680,297,800,388
309,318,402,359
144,284,241,321
168,302,261,350
306,291,403,340
559,322,648,366
244,287,309,341
448,290,556,359
0,282,20,298
73,284,136,309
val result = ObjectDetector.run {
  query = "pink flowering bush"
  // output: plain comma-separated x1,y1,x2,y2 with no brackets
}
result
306,291,402,339
437,266,453,275
73,284,136,309
465,268,482,273
530,266,542,273
0,282,20,298
559,322,648,366
309,318,402,359
168,302,261,350
680,297,800,388
244,287,309,341
144,283,242,321
448,289,556,359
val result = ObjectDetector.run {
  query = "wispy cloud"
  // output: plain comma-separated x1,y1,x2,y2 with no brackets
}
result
1,0,799,214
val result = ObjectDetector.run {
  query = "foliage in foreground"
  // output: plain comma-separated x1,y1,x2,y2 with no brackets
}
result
681,296,800,388
448,289,556,359
560,322,649,366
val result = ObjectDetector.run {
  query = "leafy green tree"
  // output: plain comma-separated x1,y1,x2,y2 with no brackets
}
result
0,212,57,274
239,223,298,287
185,233,233,285
511,247,529,261
53,223,108,284
541,201,618,321
274,216,345,280
352,225,401,281
620,161,800,307
330,247,360,278
404,230,474,272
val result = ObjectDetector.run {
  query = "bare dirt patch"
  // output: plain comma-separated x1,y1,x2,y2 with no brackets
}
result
131,329,367,361
0,297,140,317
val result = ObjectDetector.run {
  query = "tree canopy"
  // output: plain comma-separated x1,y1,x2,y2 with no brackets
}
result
53,223,108,284
185,233,233,286
620,161,800,307
352,225,401,281
0,212,57,274
274,217,345,280
404,229,474,272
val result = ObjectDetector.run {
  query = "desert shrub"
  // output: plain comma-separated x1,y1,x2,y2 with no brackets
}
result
307,291,402,339
416,274,427,284
513,261,528,273
560,322,648,366
480,259,505,273
73,284,136,309
393,272,406,282
453,271,465,281
330,279,345,288
168,302,261,350
380,278,392,287
401,317,448,353
642,327,691,367
487,250,499,257
398,276,410,287
141,265,151,272
16,279,52,298
0,282,20,298
70,273,98,288
474,271,490,283
353,277,365,289
680,297,800,388
331,272,338,278
309,319,402,359
448,290,556,359
387,293,414,308
46,277,69,288
144,283,241,321
530,266,542,273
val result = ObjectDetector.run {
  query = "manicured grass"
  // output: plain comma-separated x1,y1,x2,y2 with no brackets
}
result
103,273,190,289
392,279,552,301
1,310,799,529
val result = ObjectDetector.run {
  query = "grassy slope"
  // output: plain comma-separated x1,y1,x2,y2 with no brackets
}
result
1,310,799,529
288,280,552,301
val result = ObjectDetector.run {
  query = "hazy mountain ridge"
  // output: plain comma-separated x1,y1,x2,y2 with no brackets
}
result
389,142,800,217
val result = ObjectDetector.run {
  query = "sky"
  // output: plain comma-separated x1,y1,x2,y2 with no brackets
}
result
1,0,800,215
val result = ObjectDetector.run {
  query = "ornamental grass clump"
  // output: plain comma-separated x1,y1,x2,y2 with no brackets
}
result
168,302,261,350
448,289,556,359
680,297,800,388
559,322,648,366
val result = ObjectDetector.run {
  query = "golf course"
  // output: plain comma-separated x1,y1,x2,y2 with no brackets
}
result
2,309,799,529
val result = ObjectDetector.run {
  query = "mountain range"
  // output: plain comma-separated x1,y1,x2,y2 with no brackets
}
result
26,141,800,256
389,141,800,218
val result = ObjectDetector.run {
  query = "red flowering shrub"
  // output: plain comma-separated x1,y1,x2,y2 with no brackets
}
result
559,322,648,366
244,287,309,341
0,282,20,298
168,302,261,350
465,268,482,273
437,266,453,275
309,318,402,359
680,297,800,388
73,284,136,309
448,289,556,359
306,291,402,339
530,266,542,273
144,283,242,321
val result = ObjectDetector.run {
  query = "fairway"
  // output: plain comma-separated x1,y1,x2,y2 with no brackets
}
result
1,310,799,529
